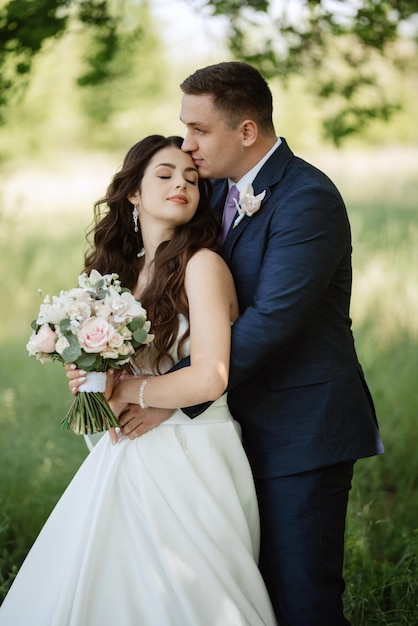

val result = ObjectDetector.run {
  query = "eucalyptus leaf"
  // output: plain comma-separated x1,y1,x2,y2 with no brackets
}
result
60,318,72,333
77,353,99,369
66,333,80,348
133,328,148,345
96,288,108,300
62,345,82,363
129,317,145,331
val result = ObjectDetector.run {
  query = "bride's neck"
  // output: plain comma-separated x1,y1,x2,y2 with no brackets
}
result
134,258,154,299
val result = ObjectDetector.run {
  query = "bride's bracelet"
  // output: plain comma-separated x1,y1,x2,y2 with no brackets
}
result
138,376,153,409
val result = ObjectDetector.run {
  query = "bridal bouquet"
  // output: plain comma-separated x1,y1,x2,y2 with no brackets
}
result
26,270,154,435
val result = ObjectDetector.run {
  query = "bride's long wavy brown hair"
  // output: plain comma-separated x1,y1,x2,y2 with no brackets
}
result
84,135,221,372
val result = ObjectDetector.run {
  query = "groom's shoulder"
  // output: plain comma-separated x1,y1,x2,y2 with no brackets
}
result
211,178,228,191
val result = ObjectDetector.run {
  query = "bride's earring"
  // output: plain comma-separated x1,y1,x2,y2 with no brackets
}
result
132,203,139,233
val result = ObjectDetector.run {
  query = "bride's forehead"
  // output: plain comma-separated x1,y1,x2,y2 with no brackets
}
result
151,146,185,163
149,146,193,168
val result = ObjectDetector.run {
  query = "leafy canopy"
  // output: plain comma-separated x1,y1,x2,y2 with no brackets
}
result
1,0,417,143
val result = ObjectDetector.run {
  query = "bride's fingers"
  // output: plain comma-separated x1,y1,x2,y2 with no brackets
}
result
65,364,82,380
105,370,114,400
108,427,119,445
68,372,86,394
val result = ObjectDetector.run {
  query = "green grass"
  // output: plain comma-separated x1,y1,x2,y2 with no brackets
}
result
343,332,418,624
337,149,418,623
0,209,89,598
0,148,417,622
0,342,88,597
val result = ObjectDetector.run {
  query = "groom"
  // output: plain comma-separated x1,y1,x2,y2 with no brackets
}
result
121,62,384,625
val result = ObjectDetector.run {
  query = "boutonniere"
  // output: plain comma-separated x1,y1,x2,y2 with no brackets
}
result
232,183,266,228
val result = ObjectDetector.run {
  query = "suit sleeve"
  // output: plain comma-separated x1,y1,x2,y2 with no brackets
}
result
227,173,351,390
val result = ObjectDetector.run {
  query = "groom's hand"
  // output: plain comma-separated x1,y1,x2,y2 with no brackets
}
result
118,404,173,439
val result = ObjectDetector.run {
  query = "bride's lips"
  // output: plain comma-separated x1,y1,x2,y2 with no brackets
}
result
167,194,188,204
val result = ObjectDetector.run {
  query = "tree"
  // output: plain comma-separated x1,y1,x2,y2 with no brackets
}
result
0,0,122,119
195,0,418,144
1,0,417,144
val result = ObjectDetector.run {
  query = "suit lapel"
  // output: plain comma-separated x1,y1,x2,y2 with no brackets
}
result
222,138,294,257
251,137,293,194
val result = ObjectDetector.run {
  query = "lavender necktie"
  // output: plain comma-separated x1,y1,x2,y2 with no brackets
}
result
220,185,239,243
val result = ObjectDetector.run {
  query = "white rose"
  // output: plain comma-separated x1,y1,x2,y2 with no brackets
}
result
55,335,71,355
105,289,147,324
78,270,120,291
94,299,113,320
101,347,120,359
120,326,133,340
118,342,134,356
78,269,102,290
108,332,124,349
142,325,155,345
67,303,91,324
36,300,66,325
66,287,88,301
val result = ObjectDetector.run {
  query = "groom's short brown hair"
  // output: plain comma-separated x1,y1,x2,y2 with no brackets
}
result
180,61,275,135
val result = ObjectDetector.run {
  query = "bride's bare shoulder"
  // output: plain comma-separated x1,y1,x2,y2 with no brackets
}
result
186,248,227,271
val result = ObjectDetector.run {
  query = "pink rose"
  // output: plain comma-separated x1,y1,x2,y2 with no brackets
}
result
26,324,58,356
77,317,115,353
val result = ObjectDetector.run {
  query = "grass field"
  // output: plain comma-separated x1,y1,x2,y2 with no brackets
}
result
1,146,417,622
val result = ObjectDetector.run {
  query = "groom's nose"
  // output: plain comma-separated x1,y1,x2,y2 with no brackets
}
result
181,132,197,153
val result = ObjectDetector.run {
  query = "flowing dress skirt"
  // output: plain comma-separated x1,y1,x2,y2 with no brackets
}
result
0,396,276,625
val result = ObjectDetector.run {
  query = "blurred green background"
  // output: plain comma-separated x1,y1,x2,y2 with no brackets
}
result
1,1,417,623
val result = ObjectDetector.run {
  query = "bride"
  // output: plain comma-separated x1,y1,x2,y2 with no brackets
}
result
0,135,276,626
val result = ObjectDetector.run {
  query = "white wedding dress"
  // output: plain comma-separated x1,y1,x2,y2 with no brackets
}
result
0,318,276,626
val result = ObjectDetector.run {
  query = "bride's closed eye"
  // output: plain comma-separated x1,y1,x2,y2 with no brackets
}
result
157,174,197,186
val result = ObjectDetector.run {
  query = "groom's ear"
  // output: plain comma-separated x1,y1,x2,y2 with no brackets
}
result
239,119,257,146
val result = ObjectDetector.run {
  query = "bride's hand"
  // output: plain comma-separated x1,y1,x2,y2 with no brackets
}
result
64,363,86,395
64,364,121,444
64,364,115,400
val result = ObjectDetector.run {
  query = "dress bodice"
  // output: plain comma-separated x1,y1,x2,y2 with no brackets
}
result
130,314,190,376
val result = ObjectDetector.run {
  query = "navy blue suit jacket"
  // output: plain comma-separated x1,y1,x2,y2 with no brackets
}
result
207,138,383,478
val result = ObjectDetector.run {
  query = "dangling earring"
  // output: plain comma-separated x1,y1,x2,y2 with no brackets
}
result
132,203,139,233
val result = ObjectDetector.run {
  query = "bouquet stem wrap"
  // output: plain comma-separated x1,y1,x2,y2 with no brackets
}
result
62,372,119,435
